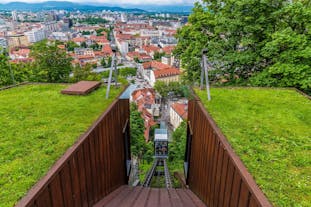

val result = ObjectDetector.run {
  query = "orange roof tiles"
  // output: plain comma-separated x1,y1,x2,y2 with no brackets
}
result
162,46,175,55
154,68,180,79
72,37,86,43
171,103,188,120
143,61,171,70
142,45,161,53
102,45,113,56
11,48,30,56
132,88,157,141
57,45,65,49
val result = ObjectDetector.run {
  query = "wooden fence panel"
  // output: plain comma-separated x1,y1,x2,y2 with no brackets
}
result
16,98,130,207
186,99,272,207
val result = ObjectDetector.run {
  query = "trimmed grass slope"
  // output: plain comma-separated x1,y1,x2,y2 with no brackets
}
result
196,88,311,207
0,84,123,207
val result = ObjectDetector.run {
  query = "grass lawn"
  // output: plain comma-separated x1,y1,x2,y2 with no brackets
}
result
196,88,311,207
0,84,123,207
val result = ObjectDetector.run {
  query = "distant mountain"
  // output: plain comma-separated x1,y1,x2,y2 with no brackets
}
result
128,5,194,13
0,1,146,13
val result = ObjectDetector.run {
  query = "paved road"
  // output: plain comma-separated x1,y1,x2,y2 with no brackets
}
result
92,63,137,73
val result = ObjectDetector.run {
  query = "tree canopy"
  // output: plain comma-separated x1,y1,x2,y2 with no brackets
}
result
130,103,153,163
175,0,311,94
30,40,72,83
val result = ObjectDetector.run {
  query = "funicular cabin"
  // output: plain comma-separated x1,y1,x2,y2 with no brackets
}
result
154,128,168,158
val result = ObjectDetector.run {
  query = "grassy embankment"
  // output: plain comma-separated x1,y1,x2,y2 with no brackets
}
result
196,88,310,206
0,84,123,207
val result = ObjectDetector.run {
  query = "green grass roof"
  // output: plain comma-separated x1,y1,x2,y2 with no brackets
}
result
196,88,311,206
0,84,123,207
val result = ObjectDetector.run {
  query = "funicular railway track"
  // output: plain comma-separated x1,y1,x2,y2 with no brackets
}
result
142,158,172,188
142,159,158,187
163,159,172,188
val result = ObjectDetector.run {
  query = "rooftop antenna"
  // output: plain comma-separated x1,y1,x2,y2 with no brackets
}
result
200,48,211,101
106,47,118,99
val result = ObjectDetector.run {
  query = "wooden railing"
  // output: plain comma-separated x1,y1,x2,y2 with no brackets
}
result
185,98,272,207
16,98,130,207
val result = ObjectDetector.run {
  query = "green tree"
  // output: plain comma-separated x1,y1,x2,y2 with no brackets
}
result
175,0,310,93
82,31,91,35
70,64,101,83
250,2,311,93
130,103,153,162
154,81,190,98
169,121,187,162
30,40,72,83
90,42,101,51
119,67,137,77
0,54,13,86
154,52,165,61
66,41,79,52
80,41,87,48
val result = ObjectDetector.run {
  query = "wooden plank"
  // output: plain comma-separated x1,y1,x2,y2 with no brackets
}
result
210,139,220,207
25,202,37,207
218,152,229,207
196,111,205,199
118,187,142,207
98,121,105,199
175,189,197,207
35,188,52,207
145,188,160,207
49,174,64,207
223,162,235,207
159,189,171,207
168,188,184,207
213,145,224,206
101,119,109,196
184,189,207,207
61,81,101,95
68,156,82,207
89,131,99,204
93,185,127,207
60,163,74,207
131,187,150,207
105,186,132,207
230,170,242,207
238,182,250,207
76,148,88,207
205,123,214,206
200,117,209,203
83,139,94,204
249,196,259,207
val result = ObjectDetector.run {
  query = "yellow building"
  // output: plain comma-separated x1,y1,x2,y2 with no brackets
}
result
7,35,30,49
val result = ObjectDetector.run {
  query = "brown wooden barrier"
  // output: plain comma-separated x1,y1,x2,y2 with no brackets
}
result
185,98,272,207
16,98,130,207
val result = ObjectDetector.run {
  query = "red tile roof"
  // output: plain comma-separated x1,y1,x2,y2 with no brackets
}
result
142,45,161,53
132,88,157,141
102,45,113,56
11,48,30,57
154,68,180,79
162,46,175,55
72,37,86,43
57,45,65,49
143,61,171,70
171,103,188,120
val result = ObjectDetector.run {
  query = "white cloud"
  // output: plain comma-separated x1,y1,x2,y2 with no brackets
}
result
1,0,196,5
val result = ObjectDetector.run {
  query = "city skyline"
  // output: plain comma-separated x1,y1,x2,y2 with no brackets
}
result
0,0,196,5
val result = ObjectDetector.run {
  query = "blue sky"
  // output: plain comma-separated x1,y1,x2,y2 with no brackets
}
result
1,0,196,5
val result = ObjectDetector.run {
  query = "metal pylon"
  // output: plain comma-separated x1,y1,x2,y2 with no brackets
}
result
200,49,211,101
